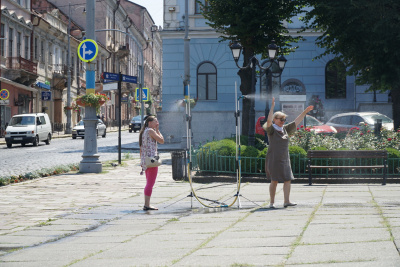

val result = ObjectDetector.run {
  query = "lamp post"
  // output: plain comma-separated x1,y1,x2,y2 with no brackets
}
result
230,40,287,146
66,3,85,134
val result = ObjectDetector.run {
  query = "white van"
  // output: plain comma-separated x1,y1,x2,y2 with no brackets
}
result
5,113,52,148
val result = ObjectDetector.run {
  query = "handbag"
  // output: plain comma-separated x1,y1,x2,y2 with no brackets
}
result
145,155,161,168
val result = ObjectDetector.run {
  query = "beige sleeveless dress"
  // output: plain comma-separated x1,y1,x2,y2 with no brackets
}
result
265,122,296,182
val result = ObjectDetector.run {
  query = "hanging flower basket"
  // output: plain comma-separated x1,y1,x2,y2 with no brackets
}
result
74,93,109,113
76,98,106,107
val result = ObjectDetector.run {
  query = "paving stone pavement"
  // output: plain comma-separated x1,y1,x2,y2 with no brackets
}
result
0,155,400,266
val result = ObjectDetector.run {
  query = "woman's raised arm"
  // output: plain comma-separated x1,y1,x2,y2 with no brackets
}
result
294,105,314,127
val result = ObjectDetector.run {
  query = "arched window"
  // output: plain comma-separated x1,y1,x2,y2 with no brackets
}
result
195,0,208,14
197,61,217,100
325,59,346,99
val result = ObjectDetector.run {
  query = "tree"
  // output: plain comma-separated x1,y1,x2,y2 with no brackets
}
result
200,0,305,138
303,0,400,130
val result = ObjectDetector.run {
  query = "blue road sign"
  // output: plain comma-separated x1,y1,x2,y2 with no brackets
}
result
135,88,149,102
103,79,116,84
77,39,98,62
121,75,137,84
102,72,120,82
42,91,52,101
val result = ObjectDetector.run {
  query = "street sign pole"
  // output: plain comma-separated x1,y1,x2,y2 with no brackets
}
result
118,72,122,165
79,0,102,173
140,65,144,126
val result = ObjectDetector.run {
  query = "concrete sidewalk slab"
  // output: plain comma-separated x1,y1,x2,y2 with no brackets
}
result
0,155,399,266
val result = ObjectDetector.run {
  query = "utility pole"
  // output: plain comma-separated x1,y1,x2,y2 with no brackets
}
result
65,3,72,134
79,0,102,173
183,0,190,148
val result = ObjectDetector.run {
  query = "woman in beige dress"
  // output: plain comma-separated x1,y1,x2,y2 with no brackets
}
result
263,97,313,208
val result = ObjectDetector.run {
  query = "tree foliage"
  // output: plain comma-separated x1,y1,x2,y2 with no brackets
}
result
302,0,400,129
201,0,305,57
200,0,306,136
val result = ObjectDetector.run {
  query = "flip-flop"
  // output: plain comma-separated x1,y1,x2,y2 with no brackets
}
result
143,206,158,211
284,203,297,208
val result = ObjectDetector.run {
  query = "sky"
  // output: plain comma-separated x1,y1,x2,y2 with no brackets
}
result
130,0,164,27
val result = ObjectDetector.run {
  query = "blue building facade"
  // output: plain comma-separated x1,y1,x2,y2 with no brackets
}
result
159,1,391,145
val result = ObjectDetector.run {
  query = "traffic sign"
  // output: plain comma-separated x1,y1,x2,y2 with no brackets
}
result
121,75,137,84
0,89,9,100
135,88,149,102
42,91,52,101
77,39,98,62
102,72,120,82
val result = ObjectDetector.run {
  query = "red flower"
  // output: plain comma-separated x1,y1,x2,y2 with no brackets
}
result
388,138,392,141
367,130,370,133
300,125,304,128
360,133,364,136
297,128,299,130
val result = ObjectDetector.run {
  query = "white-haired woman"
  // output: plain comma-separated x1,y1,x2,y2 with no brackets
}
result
263,97,313,208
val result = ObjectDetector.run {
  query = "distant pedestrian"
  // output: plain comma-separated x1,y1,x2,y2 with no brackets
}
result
263,97,313,208
139,115,164,210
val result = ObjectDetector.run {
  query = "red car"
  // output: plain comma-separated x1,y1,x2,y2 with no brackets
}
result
256,115,337,136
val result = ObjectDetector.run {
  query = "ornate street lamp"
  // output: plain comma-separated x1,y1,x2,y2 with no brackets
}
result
229,40,287,146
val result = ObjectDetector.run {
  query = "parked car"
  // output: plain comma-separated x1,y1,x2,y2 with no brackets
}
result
256,115,337,136
129,115,142,133
5,113,52,148
72,119,106,139
326,112,394,133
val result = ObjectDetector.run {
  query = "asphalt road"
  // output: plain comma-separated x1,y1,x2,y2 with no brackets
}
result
0,130,140,177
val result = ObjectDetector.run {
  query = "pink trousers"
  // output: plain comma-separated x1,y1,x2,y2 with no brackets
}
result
144,167,158,196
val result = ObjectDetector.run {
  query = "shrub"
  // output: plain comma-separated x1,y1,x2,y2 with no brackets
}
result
289,146,307,173
386,148,400,174
258,147,268,158
289,146,307,157
197,139,236,172
241,145,261,173
310,146,328,151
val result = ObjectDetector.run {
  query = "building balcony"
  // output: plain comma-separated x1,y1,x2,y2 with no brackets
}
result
116,44,130,58
3,56,38,86
53,64,68,78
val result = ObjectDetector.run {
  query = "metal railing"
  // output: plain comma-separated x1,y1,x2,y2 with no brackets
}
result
191,148,400,177
7,56,37,74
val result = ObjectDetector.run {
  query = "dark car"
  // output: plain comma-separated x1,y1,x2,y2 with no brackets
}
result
326,112,393,133
256,115,337,136
129,115,142,133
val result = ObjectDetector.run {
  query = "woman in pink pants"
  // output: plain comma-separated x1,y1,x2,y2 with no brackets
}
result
139,115,164,210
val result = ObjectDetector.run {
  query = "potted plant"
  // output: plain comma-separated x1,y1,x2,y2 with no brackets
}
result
74,93,109,113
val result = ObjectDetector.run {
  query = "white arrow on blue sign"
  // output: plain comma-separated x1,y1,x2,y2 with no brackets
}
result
77,39,98,62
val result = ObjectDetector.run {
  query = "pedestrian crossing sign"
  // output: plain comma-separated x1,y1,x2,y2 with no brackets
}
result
135,88,149,102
